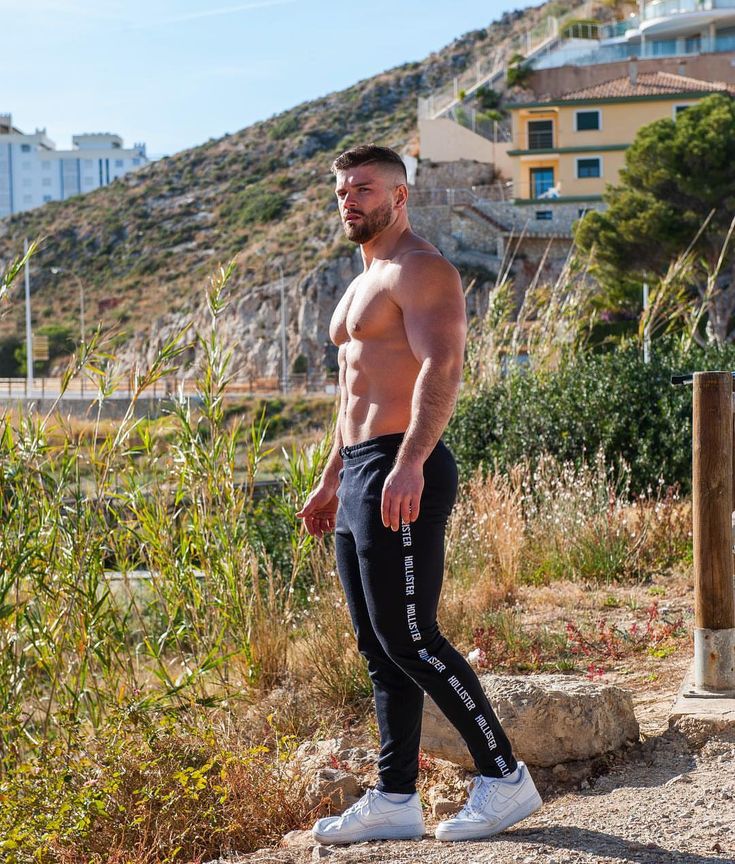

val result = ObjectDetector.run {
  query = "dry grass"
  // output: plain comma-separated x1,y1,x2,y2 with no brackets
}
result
3,718,318,864
440,455,692,652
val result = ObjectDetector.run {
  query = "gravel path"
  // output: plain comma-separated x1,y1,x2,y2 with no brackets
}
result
233,688,735,864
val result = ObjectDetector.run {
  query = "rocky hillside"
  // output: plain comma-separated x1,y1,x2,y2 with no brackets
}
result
0,3,550,378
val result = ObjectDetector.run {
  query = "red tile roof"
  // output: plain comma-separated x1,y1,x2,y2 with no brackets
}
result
561,71,735,101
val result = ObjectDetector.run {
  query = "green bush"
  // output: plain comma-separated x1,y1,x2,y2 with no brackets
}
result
447,340,735,494
0,335,21,376
223,184,290,229
268,114,300,140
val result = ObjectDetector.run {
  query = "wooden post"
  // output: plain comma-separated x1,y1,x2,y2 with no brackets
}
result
692,371,735,691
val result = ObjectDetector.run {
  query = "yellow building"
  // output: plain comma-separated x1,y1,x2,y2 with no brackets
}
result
508,70,735,204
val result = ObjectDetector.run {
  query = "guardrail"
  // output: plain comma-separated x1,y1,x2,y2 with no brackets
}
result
410,184,514,207
0,373,340,401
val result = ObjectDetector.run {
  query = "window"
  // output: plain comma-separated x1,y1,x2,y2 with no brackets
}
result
535,210,553,221
22,177,31,187
43,194,52,202
21,161,31,170
674,103,694,118
20,143,31,153
530,166,555,198
23,194,32,203
575,110,600,131
114,159,124,168
84,176,94,185
132,158,141,166
84,159,93,167
41,160,51,170
577,157,601,178
42,177,52,187
527,119,553,150
578,208,593,218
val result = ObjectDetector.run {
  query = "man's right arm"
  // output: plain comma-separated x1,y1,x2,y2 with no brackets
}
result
296,345,346,537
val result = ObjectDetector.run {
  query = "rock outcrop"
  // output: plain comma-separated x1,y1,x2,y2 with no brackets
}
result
421,673,640,769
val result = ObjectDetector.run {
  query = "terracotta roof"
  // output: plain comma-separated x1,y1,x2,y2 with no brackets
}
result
560,71,735,101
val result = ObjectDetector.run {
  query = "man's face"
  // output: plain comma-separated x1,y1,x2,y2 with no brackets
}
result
334,165,401,244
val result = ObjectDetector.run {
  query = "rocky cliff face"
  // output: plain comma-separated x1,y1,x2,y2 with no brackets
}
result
114,252,362,379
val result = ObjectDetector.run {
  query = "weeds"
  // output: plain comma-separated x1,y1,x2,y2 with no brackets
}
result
471,602,687,677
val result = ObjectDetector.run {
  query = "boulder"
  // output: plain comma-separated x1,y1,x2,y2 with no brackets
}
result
305,767,363,810
421,673,639,769
280,829,314,849
428,784,462,818
292,736,378,774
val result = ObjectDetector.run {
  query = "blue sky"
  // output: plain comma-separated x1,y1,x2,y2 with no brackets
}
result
4,0,538,157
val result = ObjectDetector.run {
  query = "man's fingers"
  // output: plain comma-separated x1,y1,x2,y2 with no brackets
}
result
400,498,412,526
381,487,390,528
389,496,403,532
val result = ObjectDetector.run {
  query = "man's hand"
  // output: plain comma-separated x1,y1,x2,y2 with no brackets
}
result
381,461,424,531
297,481,339,538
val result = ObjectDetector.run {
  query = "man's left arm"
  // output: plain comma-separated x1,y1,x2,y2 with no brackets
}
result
381,252,466,531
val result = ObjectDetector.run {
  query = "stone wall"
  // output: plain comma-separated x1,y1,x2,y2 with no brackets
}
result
414,159,496,190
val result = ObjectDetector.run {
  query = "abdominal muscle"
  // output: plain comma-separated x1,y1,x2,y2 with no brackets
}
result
340,337,420,446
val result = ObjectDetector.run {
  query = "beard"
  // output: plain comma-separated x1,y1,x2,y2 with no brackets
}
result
342,200,394,244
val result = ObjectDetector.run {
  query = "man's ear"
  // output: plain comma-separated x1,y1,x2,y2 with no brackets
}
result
393,183,408,209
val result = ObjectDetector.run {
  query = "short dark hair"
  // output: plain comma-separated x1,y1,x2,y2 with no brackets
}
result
331,144,407,183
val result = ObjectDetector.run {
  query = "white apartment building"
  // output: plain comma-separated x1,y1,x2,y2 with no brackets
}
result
0,113,149,218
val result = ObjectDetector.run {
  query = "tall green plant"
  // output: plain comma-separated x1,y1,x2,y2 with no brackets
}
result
0,259,327,769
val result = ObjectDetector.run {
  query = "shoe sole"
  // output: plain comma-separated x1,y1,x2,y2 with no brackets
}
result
434,792,542,842
312,824,426,845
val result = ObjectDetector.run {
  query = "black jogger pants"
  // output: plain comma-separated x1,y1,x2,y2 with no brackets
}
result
335,433,517,794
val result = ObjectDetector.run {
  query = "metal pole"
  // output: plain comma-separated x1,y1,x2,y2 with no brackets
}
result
691,371,735,693
643,282,650,364
24,238,34,395
279,266,288,394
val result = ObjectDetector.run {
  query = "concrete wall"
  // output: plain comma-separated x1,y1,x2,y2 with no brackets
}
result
419,117,514,168
0,397,190,419
528,52,735,98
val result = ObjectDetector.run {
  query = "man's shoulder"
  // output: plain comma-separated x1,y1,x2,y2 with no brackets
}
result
392,245,461,287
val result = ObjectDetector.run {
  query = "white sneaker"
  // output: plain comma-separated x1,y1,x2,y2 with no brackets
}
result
312,788,425,845
435,762,542,841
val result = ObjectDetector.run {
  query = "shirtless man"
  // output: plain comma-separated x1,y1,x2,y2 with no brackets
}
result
297,145,541,845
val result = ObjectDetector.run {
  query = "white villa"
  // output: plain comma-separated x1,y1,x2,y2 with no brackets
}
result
0,113,149,218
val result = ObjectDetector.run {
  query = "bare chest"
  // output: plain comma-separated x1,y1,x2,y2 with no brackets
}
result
330,272,402,346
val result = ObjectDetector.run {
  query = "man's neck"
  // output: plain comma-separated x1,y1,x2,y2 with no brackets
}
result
360,216,411,268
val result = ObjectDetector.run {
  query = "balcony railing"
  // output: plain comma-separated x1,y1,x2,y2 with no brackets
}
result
532,30,735,68
443,105,513,143
599,18,640,38
643,0,735,20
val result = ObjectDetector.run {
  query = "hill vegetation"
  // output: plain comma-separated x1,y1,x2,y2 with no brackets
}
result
0,3,544,374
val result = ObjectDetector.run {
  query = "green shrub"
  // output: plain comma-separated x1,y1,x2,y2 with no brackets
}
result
269,114,300,140
447,340,735,493
223,185,290,228
0,335,21,376
475,85,502,112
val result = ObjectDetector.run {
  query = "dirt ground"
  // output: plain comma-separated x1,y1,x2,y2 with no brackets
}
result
230,572,735,864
